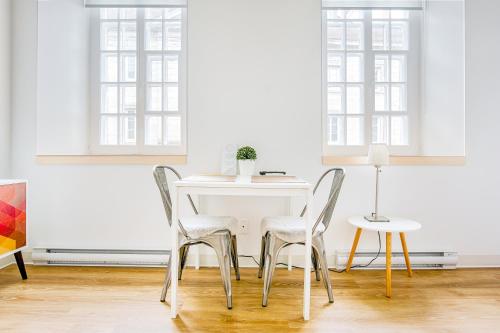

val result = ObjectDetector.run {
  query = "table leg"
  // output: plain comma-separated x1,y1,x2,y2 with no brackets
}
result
286,197,293,271
303,189,313,320
346,228,362,272
14,251,28,280
386,232,392,298
170,185,179,318
400,232,412,277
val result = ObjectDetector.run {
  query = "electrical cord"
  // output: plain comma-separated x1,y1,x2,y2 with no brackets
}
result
238,231,382,273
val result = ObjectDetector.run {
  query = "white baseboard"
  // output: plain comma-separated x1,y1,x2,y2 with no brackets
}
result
4,248,499,269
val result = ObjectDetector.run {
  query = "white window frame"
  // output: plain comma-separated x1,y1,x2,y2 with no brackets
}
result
89,7,187,155
322,8,421,156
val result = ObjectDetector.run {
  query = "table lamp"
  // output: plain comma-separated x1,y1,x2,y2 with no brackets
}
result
364,144,390,222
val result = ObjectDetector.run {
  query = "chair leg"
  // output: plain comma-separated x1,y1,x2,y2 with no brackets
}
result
262,234,286,307
313,235,334,303
205,234,233,309
231,235,241,281
178,245,189,280
160,254,172,302
312,249,321,282
258,236,266,278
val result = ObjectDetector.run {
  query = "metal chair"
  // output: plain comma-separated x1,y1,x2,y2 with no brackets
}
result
153,166,240,309
258,168,345,306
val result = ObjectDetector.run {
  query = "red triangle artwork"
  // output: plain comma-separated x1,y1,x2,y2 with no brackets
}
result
0,182,26,257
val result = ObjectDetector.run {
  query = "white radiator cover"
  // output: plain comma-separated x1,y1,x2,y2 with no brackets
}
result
32,249,171,267
32,248,458,269
335,250,458,270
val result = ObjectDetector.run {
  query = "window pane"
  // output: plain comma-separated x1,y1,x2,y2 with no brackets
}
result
327,21,344,50
145,22,163,51
165,8,182,20
120,54,136,82
346,85,362,114
100,9,118,20
391,55,406,82
147,55,163,82
147,85,163,111
120,86,136,113
327,85,343,114
375,84,389,111
100,115,118,144
372,116,389,144
165,55,179,82
165,116,181,144
327,53,343,82
346,117,363,145
375,55,389,82
101,53,118,82
391,21,408,50
101,22,118,50
391,10,409,19
346,54,363,82
145,116,162,145
346,22,364,50
391,84,406,111
120,116,136,145
165,21,181,51
327,10,345,20
372,10,390,19
119,8,136,20
391,116,408,145
145,8,163,19
120,22,136,51
165,85,179,111
345,10,364,19
328,115,344,145
101,85,118,113
372,21,389,50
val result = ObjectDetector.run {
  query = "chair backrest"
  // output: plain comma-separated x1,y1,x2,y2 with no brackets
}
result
153,165,198,237
300,168,345,232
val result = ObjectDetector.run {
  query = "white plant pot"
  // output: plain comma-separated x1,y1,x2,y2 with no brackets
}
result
238,160,256,176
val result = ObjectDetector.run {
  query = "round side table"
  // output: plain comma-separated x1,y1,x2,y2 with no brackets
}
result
346,216,422,298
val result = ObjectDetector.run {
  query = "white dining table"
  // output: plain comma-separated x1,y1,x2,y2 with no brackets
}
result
170,175,314,320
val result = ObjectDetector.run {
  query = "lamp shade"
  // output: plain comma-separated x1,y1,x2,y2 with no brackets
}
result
367,144,390,167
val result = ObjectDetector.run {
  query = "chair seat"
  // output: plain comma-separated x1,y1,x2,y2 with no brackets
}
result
261,216,325,243
180,215,238,239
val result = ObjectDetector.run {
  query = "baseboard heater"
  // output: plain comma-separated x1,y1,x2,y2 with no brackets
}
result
32,248,171,267
335,250,458,270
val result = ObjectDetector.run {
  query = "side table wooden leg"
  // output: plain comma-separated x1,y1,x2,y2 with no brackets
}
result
346,228,362,272
14,251,28,280
386,232,392,298
400,232,412,277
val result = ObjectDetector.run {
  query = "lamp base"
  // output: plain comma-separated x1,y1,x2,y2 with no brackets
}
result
364,215,390,223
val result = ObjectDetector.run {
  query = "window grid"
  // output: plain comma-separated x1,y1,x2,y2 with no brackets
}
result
144,9,182,146
372,10,409,146
99,10,138,146
323,9,411,152
95,7,185,153
326,11,365,147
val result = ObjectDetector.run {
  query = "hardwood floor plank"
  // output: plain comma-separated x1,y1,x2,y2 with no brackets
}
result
0,265,499,332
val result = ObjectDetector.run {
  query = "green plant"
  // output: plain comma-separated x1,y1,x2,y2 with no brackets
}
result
236,146,257,160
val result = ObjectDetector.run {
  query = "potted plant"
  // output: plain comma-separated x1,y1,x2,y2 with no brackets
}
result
236,146,257,176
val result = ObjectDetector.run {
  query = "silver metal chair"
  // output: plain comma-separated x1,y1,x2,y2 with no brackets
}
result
153,166,240,309
258,168,345,306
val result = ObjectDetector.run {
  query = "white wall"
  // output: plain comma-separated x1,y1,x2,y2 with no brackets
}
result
0,0,11,178
421,0,465,156
37,0,89,155
10,0,500,265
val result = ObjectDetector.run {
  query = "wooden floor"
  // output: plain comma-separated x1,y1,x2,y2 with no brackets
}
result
0,265,499,333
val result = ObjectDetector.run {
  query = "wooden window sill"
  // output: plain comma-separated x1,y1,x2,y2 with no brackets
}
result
322,155,466,166
35,155,187,165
